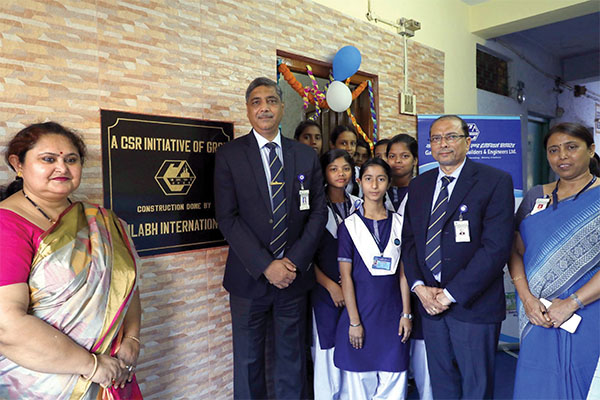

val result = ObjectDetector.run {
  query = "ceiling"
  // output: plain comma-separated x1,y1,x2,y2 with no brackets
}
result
460,0,599,81
495,12,600,81
497,12,599,61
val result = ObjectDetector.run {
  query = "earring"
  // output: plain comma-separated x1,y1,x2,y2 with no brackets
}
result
17,170,22,178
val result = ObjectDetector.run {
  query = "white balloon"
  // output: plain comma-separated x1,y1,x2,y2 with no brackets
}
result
326,81,352,112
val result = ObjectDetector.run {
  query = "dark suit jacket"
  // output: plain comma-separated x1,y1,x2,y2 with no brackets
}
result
214,131,327,299
402,158,514,323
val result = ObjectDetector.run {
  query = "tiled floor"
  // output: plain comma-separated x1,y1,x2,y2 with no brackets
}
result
407,350,519,399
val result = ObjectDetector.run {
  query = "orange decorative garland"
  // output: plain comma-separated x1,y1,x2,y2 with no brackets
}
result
277,62,373,148
278,63,368,109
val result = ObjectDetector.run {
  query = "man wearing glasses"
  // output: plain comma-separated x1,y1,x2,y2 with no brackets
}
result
402,115,514,399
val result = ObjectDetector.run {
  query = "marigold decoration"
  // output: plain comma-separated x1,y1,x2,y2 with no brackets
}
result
278,63,328,108
277,63,369,109
350,81,368,101
277,62,374,148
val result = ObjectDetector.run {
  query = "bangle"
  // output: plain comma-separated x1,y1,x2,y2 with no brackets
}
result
401,313,413,320
124,335,141,345
350,322,361,327
511,275,525,283
82,353,98,381
570,293,585,310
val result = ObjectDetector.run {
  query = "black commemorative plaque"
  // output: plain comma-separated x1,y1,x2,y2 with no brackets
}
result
101,110,232,256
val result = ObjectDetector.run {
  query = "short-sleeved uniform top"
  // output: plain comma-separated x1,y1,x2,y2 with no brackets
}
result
333,211,409,372
311,200,350,349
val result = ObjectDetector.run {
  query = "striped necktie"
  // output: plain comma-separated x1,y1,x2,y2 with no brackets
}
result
265,142,287,256
425,175,455,274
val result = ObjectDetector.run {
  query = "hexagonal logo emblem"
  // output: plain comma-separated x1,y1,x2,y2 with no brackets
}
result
155,160,196,196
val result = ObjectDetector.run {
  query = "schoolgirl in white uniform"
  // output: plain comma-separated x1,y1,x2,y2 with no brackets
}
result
334,158,412,400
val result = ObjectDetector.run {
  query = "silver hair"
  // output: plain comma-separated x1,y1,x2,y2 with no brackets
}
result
245,77,283,103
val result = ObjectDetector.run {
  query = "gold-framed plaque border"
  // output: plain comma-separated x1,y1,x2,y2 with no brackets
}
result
102,112,232,255
106,117,231,209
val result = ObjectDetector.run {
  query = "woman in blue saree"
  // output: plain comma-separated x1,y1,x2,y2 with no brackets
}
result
510,123,600,399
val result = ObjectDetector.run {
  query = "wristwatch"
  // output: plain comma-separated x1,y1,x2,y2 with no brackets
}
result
401,313,413,320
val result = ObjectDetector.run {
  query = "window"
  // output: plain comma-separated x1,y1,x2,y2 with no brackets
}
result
476,48,508,96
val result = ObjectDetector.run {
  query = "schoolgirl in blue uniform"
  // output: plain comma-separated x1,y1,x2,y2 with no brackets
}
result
311,149,361,399
334,158,412,400
329,125,361,197
385,134,432,400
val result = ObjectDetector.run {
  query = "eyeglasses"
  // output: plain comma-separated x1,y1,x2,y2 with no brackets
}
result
429,133,468,144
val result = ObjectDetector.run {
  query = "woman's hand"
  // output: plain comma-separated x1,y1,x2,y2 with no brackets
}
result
398,317,412,343
113,337,140,388
547,297,579,329
328,283,345,308
348,324,364,349
523,295,552,328
91,354,128,389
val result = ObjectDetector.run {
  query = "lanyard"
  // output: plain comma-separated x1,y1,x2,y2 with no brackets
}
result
389,186,408,210
551,175,596,210
327,196,350,225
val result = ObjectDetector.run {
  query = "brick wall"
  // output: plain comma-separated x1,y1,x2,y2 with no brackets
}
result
0,1,443,398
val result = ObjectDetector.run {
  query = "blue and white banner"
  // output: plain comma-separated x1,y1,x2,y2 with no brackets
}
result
417,115,523,198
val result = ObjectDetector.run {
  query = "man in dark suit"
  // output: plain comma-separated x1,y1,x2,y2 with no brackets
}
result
214,77,327,399
402,115,514,399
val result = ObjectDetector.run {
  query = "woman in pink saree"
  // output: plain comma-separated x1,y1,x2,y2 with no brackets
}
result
0,122,142,399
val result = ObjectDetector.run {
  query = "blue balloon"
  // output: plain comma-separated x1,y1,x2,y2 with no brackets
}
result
332,46,362,81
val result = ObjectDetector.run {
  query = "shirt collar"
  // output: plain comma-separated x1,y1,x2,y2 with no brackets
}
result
253,129,282,149
436,157,467,182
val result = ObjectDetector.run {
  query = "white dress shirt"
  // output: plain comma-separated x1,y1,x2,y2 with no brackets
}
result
253,129,283,208
413,158,467,303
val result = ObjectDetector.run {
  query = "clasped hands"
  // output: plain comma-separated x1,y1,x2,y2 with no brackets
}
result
91,336,139,389
264,257,297,289
523,295,578,329
415,285,451,315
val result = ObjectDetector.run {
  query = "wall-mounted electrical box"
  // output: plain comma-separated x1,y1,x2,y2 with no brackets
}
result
399,92,416,115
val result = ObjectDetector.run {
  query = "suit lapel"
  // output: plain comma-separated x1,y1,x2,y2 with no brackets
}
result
418,171,438,240
282,137,295,216
244,131,272,214
444,158,477,226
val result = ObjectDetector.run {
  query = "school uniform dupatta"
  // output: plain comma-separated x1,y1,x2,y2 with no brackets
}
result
1,202,139,400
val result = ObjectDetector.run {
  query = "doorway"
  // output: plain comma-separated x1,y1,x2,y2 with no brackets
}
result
526,117,552,188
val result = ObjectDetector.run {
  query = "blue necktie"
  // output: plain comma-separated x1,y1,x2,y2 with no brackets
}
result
266,142,287,256
425,176,455,274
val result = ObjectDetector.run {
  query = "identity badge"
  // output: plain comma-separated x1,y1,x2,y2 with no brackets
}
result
373,256,392,271
298,174,310,210
530,197,550,215
454,220,470,242
299,190,310,210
